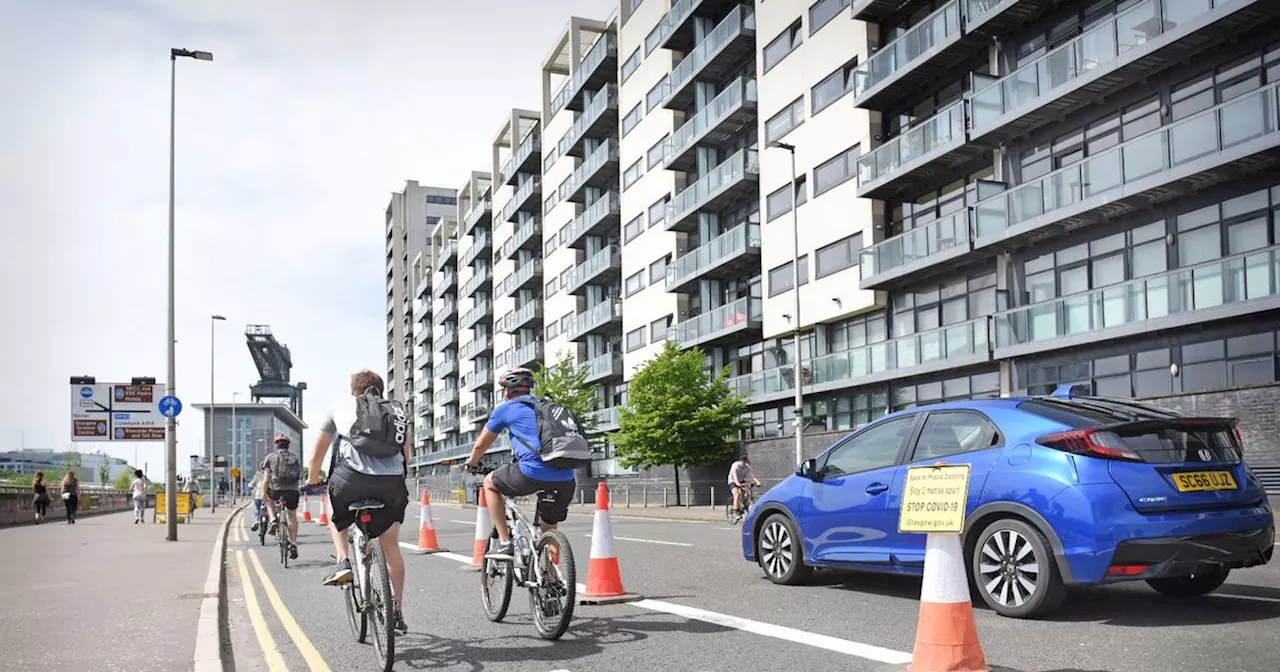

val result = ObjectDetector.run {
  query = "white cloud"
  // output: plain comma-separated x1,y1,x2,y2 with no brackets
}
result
0,0,615,475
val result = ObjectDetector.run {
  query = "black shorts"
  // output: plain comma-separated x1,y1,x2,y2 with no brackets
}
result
328,463,408,539
268,489,300,510
489,463,575,524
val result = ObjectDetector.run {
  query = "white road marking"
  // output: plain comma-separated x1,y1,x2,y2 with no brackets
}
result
714,526,739,531
449,519,477,525
585,533,692,547
426,550,913,664
398,542,474,565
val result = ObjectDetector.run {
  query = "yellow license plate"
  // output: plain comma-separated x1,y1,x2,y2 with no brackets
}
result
1171,471,1237,492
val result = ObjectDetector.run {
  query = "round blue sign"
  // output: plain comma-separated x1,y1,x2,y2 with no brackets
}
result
80,386,93,399
99,422,109,434
159,395,183,418
114,387,125,400
114,427,124,439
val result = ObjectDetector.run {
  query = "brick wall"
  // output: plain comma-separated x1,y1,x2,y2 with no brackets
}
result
1141,383,1280,467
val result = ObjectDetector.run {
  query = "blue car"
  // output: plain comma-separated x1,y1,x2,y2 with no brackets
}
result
741,389,1275,618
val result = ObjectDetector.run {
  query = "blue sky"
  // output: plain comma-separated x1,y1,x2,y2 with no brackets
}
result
0,0,614,476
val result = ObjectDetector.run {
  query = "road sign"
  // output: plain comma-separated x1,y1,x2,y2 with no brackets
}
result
71,384,113,441
159,395,182,418
898,464,971,534
70,381,167,442
231,468,240,479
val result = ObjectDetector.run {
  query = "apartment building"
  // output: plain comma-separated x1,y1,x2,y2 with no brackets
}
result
410,249,434,461
430,214,462,457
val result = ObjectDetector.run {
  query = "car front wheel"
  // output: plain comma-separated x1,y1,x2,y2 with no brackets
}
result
971,518,1066,618
1147,568,1230,598
757,513,811,585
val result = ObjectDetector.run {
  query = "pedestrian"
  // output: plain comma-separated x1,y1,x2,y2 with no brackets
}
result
31,472,49,524
129,469,148,524
61,471,80,524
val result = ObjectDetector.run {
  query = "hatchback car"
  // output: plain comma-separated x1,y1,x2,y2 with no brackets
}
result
741,388,1275,618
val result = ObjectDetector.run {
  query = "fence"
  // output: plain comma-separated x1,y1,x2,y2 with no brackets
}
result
411,476,784,511
0,484,136,526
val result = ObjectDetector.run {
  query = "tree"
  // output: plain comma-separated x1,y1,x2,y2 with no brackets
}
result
612,340,749,505
97,454,111,485
532,351,601,443
113,466,136,491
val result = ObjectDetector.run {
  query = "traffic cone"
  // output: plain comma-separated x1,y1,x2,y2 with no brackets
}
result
301,493,313,522
908,533,989,672
580,482,642,605
462,488,492,572
316,493,330,526
411,490,446,554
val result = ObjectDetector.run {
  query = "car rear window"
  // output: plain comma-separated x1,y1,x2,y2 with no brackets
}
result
1019,398,1241,463
1016,398,1181,428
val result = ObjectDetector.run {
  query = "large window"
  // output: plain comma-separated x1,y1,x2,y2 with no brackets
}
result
811,58,858,114
623,214,644,243
648,255,669,284
623,159,643,190
765,176,809,222
647,135,668,169
814,233,862,279
763,19,804,72
768,255,810,296
621,48,641,82
622,104,643,137
911,412,999,462
892,271,996,339
893,371,1000,412
809,0,850,34
813,145,860,195
765,97,805,144
625,327,647,352
647,197,668,228
820,416,913,478
625,271,646,297
650,315,671,343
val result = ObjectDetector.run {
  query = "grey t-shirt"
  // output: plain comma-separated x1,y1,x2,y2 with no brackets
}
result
322,399,405,477
728,461,752,485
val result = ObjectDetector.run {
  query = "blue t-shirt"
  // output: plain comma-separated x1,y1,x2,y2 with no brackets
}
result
486,395,576,482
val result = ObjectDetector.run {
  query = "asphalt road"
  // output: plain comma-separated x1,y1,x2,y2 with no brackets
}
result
224,503,1280,672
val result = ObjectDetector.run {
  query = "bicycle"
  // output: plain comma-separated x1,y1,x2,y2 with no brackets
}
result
725,483,756,525
256,503,268,547
472,466,576,641
271,493,296,568
341,496,398,672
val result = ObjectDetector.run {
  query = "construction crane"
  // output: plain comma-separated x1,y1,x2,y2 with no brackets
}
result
245,325,306,418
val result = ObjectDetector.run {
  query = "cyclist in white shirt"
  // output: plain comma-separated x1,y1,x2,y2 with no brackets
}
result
728,457,761,515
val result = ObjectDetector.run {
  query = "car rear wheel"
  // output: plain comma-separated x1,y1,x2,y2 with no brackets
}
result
1147,568,1230,598
757,514,811,585
971,518,1066,619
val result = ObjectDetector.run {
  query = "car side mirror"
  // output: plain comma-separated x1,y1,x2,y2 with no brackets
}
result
797,458,819,481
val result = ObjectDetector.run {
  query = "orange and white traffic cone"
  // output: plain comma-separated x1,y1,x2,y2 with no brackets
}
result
908,533,989,672
411,490,446,554
301,493,313,522
316,493,330,526
462,488,492,572
580,482,642,605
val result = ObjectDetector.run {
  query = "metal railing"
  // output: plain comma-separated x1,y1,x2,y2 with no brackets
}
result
666,148,759,227
666,5,755,106
550,32,616,118
567,300,623,340
668,296,761,347
857,101,966,188
666,222,760,290
665,77,757,166
859,210,969,281
566,192,620,245
558,86,617,157
853,1,960,100
565,244,621,291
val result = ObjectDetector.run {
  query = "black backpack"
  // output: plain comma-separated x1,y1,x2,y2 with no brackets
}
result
512,397,592,470
347,389,408,459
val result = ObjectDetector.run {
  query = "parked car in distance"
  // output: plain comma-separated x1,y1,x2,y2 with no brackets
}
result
741,387,1275,618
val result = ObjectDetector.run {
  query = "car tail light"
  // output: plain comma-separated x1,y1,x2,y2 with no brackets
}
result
1232,426,1243,446
1106,564,1150,577
1037,428,1144,462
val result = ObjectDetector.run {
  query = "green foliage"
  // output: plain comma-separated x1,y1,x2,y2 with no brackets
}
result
532,352,600,441
113,467,136,491
62,452,81,468
613,340,749,471
0,471,35,485
98,462,111,485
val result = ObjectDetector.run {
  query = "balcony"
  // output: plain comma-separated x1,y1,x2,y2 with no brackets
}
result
566,300,623,341
465,400,493,424
438,415,460,433
664,5,755,112
857,101,987,201
666,222,761,293
666,148,759,233
462,199,491,237
969,0,1277,145
859,210,972,289
434,298,457,325
433,269,457,297
460,333,493,361
459,230,492,268
564,244,622,295
499,177,541,223
560,140,619,205
414,324,430,347
459,302,492,330
439,240,458,266
436,359,458,379
665,78,757,172
587,406,620,432
994,245,1280,360
962,0,1060,37
435,327,458,349
499,131,541,187
853,2,985,111
550,32,618,118
668,296,762,349
436,387,459,406
661,0,746,52
496,218,542,262
851,0,900,22
972,82,1280,252
498,259,544,299
460,266,492,299
583,351,624,384
462,368,494,393
498,300,544,334
558,86,619,159
511,339,544,368
561,194,619,251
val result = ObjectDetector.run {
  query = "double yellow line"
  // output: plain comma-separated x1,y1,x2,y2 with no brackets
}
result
232,512,331,672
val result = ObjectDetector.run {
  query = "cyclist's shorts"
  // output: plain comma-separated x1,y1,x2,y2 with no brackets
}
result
268,489,300,510
489,463,574,524
327,463,408,538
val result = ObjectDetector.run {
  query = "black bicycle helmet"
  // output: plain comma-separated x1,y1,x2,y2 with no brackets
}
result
499,366,535,391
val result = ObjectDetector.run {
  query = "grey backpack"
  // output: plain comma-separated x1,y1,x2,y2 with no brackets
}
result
347,389,408,459
513,397,592,470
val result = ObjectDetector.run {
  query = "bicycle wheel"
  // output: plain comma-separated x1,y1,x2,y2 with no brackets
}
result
480,529,513,622
724,500,736,524
280,527,289,568
367,541,396,672
529,529,575,641
345,537,369,643
258,515,266,546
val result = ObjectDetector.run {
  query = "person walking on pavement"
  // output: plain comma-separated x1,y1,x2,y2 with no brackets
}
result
61,471,80,524
31,472,49,524
130,469,148,524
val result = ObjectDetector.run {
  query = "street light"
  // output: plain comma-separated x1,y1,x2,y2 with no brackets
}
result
768,140,804,467
166,47,213,542
231,391,239,502
209,314,225,511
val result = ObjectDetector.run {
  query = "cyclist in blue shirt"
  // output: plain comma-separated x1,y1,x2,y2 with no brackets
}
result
464,367,576,559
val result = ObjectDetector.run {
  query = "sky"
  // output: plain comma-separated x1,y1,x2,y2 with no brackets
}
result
0,0,615,477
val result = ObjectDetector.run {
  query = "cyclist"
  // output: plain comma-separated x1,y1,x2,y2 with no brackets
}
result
728,455,760,516
463,367,575,560
261,435,302,560
307,370,410,633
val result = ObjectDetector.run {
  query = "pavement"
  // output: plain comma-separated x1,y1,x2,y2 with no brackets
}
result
0,505,236,672
214,500,1280,672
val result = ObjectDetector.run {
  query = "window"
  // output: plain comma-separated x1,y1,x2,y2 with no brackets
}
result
625,271,646,297
545,278,559,298
648,255,668,284
814,145,860,195
765,97,805,143
820,416,914,478
809,0,850,34
647,135,668,169
763,20,803,72
623,215,644,243
647,76,670,111
648,197,667,228
811,58,858,114
893,371,1000,411
621,48,641,82
768,255,809,296
425,195,458,206
644,21,663,55
650,315,671,343
546,320,560,340
911,412,998,462
766,176,808,222
623,159,644,190
622,104,643,137
626,327,647,352
815,234,862,279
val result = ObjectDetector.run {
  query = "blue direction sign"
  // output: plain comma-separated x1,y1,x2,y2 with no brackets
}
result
158,395,183,418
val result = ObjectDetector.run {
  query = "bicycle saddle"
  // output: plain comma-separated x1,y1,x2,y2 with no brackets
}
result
347,498,386,511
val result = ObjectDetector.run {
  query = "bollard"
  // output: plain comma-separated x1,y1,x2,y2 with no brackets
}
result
663,487,668,507
710,486,715,509
643,486,648,508
625,486,630,508
685,486,691,508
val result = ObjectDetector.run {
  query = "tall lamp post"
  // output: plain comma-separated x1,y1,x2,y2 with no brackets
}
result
166,47,213,541
209,314,226,511
768,141,804,467
231,391,239,502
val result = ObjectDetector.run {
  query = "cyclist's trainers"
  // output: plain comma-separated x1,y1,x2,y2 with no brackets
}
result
485,539,514,561
322,559,353,586
268,518,279,536
250,521,259,532
288,541,299,560
394,609,408,634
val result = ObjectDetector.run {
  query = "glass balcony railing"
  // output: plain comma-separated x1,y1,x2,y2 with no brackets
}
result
438,416,459,433
666,148,759,228
436,358,458,378
512,339,544,367
663,0,697,41
565,244,621,292
436,388,459,406
665,78,757,168
499,301,543,334
666,5,755,107
995,245,1280,352
583,351,623,382
500,178,541,223
460,334,491,361
550,32,616,117
437,328,457,346
461,368,493,391
466,401,493,423
463,199,491,233
973,81,1280,243
859,211,970,284
666,223,761,290
499,131,540,186
499,259,543,297
566,192,620,246
853,1,960,102
558,86,617,157
460,303,492,329
857,101,966,191
460,267,491,297
460,231,490,266
561,140,618,202
439,240,458,264
497,219,541,261
668,297,762,348
567,300,622,340
587,406,621,431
